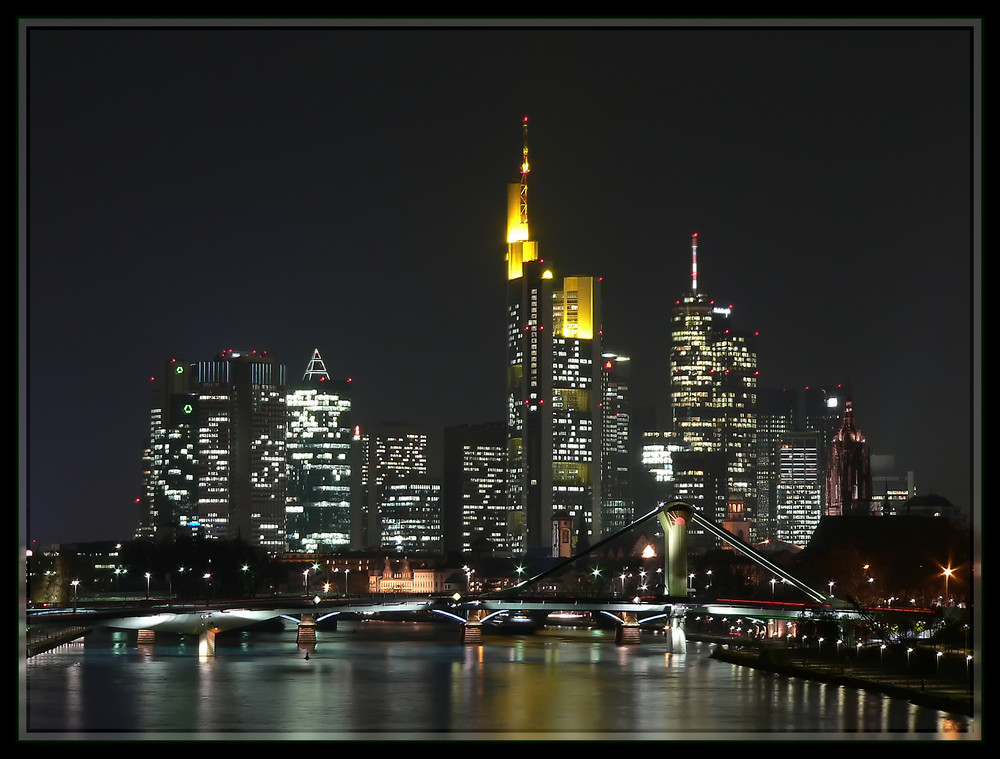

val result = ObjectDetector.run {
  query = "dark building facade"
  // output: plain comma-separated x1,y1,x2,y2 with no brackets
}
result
444,422,507,555
824,398,873,516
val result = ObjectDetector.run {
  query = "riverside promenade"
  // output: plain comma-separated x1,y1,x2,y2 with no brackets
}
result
704,637,975,717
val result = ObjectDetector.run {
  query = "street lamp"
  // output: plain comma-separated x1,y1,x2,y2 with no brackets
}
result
71,579,80,612
770,577,777,598
241,563,253,598
145,572,151,600
344,568,350,595
828,580,835,597
303,569,310,595
942,566,954,605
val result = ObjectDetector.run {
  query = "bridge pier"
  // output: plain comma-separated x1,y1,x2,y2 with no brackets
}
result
137,629,155,645
198,629,216,657
615,612,641,645
297,614,318,644
666,606,687,654
461,609,483,644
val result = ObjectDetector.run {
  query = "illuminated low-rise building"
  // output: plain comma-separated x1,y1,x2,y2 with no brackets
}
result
367,556,451,594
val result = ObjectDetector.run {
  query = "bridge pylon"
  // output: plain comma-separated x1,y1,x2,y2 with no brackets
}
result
656,500,693,598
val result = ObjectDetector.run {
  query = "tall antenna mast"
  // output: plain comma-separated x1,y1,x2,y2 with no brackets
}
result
691,232,699,293
519,116,530,225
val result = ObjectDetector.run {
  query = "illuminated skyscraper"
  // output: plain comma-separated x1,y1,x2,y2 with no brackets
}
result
195,350,287,550
804,385,848,446
285,349,353,552
142,350,287,551
755,387,797,539
353,424,434,551
504,118,602,556
142,357,199,540
601,352,633,534
379,478,443,555
640,431,689,489
669,234,758,537
444,422,507,554
776,431,822,546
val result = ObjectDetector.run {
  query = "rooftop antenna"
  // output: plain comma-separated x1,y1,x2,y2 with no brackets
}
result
690,232,699,293
519,116,530,226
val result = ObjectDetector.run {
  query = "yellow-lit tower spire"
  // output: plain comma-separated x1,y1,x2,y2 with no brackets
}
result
506,116,538,279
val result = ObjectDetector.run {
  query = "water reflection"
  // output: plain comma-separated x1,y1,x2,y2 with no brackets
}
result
24,623,975,739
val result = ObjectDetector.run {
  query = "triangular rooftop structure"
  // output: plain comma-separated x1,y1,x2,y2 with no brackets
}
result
302,348,331,382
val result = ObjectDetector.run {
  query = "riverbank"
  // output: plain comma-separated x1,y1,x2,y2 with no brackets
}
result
25,626,91,657
707,642,974,717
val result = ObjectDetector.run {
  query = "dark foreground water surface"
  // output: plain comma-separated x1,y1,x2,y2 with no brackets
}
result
22,621,977,740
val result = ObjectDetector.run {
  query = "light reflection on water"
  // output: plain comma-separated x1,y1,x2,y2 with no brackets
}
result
23,622,976,739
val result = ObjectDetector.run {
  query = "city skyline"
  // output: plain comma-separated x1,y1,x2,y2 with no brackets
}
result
21,20,980,546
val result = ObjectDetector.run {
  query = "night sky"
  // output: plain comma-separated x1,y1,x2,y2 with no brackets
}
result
21,20,980,547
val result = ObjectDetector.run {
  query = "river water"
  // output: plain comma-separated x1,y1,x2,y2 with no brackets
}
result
22,620,976,740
